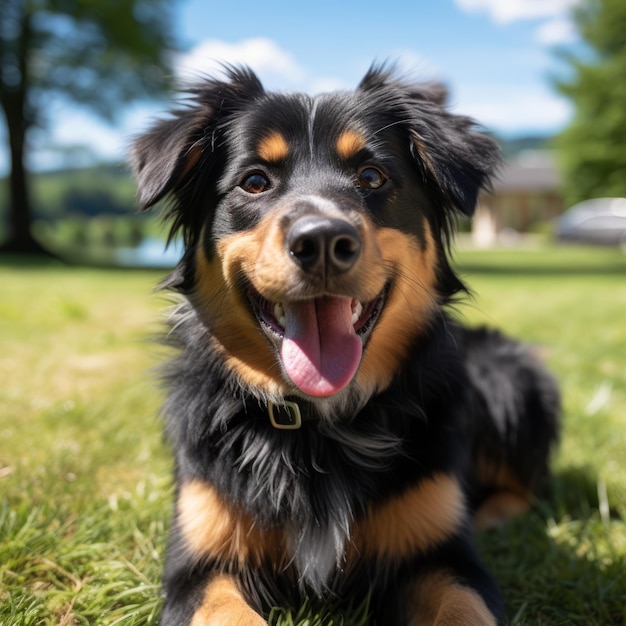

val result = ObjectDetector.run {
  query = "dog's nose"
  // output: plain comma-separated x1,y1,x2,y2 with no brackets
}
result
287,216,362,276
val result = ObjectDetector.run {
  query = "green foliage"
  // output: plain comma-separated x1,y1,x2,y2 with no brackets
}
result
1,246,625,624
0,0,179,251
0,0,178,122
554,0,626,205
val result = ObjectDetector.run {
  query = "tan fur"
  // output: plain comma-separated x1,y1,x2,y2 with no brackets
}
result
194,242,287,397
356,223,439,395
178,480,283,568
410,571,497,626
410,130,439,185
190,575,266,626
248,207,386,305
474,491,531,529
353,473,465,562
179,144,204,180
473,458,531,528
257,131,289,163
336,130,367,160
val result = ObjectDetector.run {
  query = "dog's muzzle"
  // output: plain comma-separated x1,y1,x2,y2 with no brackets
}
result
287,215,362,279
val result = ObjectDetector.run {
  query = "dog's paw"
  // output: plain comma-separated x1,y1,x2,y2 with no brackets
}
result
189,576,267,626
199,609,266,626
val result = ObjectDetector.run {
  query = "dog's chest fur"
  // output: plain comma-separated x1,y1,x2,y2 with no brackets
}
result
286,507,350,592
234,413,405,593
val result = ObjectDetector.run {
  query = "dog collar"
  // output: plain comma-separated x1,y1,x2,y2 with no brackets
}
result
267,398,318,430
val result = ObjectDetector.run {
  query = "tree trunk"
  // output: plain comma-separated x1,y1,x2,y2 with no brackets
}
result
0,100,48,254
0,4,51,256
1,131,52,255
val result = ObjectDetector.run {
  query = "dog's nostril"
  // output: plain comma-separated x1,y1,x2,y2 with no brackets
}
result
332,235,361,268
291,237,319,266
288,216,361,276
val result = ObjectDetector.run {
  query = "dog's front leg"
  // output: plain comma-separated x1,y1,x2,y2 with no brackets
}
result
189,574,266,626
408,570,499,626
353,473,503,625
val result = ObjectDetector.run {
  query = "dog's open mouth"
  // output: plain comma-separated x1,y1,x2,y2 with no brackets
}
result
247,286,388,397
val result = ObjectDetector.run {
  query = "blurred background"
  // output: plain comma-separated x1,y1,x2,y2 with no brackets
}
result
1,0,625,261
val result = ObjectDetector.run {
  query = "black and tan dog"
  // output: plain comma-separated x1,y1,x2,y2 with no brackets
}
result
132,65,560,625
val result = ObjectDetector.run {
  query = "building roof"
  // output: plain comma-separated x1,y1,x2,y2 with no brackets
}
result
492,151,562,193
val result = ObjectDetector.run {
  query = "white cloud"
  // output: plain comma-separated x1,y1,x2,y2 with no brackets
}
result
454,0,578,24
452,83,572,134
175,37,367,97
535,17,578,44
175,38,305,88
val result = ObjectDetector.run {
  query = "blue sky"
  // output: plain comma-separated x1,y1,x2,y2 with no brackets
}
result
1,0,581,173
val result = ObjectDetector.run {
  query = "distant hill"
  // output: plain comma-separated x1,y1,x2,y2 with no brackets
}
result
0,162,137,220
496,135,553,160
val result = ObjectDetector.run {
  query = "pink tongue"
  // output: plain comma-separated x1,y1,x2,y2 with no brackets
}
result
281,297,363,397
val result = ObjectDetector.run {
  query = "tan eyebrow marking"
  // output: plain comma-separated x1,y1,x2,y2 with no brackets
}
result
336,129,367,159
257,131,289,162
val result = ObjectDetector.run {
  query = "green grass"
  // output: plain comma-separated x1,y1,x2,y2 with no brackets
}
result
0,263,170,625
1,244,625,625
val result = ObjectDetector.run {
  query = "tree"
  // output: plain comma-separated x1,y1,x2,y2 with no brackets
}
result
554,0,626,205
0,0,178,254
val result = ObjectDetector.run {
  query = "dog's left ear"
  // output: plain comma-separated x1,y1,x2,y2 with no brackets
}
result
406,85,500,216
359,68,500,217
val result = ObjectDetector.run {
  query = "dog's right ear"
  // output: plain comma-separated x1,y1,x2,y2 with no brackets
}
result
130,66,265,213
131,109,208,211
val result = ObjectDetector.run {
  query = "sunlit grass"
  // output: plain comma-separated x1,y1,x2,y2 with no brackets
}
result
1,244,625,625
0,263,170,625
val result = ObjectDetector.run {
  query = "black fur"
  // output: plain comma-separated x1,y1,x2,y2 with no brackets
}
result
132,65,560,625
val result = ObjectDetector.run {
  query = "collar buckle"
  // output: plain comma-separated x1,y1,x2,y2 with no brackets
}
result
268,401,302,430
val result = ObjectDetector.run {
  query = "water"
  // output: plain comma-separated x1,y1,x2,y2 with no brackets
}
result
116,237,183,268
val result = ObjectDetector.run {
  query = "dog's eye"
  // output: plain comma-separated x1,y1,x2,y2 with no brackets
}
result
357,166,387,189
241,172,271,194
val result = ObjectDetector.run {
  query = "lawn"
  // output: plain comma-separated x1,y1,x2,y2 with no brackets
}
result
0,244,625,625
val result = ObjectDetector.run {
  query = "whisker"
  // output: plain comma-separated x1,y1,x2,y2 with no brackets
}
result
371,117,414,137
385,259,440,313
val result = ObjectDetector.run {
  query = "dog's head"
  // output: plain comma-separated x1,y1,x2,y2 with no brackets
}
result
132,65,499,404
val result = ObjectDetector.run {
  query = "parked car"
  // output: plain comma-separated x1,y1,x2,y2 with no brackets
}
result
556,197,626,246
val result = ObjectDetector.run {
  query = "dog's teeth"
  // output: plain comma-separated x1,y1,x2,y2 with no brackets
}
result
351,301,363,325
274,303,286,328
